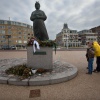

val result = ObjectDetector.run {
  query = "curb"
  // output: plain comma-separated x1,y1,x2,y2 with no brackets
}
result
0,65,78,86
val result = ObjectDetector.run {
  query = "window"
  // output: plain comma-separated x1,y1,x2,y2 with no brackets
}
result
23,41,27,43
7,21,11,25
27,25,30,28
23,23,27,27
18,36,22,39
19,32,21,34
8,26,12,29
8,30,12,34
18,40,22,43
11,22,14,25
31,26,33,29
64,30,66,33
0,30,5,34
1,36,5,38
0,20,4,24
18,22,21,26
0,26,5,29
1,40,6,43
9,40,12,43
24,36,27,39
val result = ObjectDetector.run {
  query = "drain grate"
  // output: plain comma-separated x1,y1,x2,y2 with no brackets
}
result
29,89,41,98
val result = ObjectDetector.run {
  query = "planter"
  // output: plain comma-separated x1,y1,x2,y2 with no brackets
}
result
27,46,53,70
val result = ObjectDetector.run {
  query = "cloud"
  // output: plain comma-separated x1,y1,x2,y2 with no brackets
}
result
0,0,100,39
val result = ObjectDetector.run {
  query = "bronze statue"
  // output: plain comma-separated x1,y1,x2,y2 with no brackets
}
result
30,2,49,41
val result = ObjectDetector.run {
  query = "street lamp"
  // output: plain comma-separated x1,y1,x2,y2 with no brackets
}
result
66,34,69,49
5,35,11,49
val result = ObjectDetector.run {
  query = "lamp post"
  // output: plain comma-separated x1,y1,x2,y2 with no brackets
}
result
0,40,2,49
5,35,11,49
66,34,69,49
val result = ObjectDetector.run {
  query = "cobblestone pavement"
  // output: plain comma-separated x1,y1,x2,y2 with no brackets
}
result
0,50,100,100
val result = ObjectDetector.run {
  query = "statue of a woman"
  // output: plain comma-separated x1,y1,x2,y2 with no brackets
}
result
30,2,49,41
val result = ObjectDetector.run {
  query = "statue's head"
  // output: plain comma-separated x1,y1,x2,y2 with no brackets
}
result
35,1,40,10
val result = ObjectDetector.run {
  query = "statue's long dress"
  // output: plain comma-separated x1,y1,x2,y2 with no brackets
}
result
30,10,49,41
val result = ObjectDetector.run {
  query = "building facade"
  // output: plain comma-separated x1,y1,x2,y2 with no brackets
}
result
0,19,34,49
90,26,100,43
78,30,97,45
56,23,81,47
56,23,98,47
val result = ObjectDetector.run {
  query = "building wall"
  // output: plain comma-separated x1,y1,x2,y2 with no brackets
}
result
0,19,34,49
56,23,81,47
78,30,97,45
90,26,100,43
56,24,98,47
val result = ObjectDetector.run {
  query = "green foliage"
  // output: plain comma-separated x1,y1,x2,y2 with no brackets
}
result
27,38,56,47
27,39,57,54
39,40,56,47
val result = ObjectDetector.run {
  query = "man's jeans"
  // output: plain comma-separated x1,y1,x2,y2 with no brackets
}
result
88,58,94,74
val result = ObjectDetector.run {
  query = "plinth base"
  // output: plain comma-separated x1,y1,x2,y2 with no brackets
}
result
27,47,53,70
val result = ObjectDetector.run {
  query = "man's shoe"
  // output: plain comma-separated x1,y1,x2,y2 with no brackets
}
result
93,69,97,72
93,70,99,73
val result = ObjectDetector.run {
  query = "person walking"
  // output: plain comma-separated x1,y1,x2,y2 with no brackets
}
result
86,42,95,74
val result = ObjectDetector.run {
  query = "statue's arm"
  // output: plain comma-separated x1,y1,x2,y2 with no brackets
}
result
30,11,47,21
30,12,36,21
41,11,47,21
35,11,47,21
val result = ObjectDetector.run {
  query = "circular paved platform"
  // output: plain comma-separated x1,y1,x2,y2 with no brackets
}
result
0,58,78,86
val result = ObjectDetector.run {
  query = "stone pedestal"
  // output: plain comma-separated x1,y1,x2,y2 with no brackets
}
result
27,46,53,70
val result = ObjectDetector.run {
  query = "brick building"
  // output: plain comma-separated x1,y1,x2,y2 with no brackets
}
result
0,19,34,49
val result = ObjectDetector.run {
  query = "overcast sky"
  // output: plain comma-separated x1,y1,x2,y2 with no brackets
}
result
0,0,100,40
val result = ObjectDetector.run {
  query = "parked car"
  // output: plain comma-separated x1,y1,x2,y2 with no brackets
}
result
1,46,16,50
11,46,16,50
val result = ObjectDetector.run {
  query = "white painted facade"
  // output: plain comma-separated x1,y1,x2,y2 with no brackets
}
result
56,23,81,47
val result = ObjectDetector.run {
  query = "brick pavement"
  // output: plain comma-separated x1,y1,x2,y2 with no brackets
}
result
0,50,100,100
